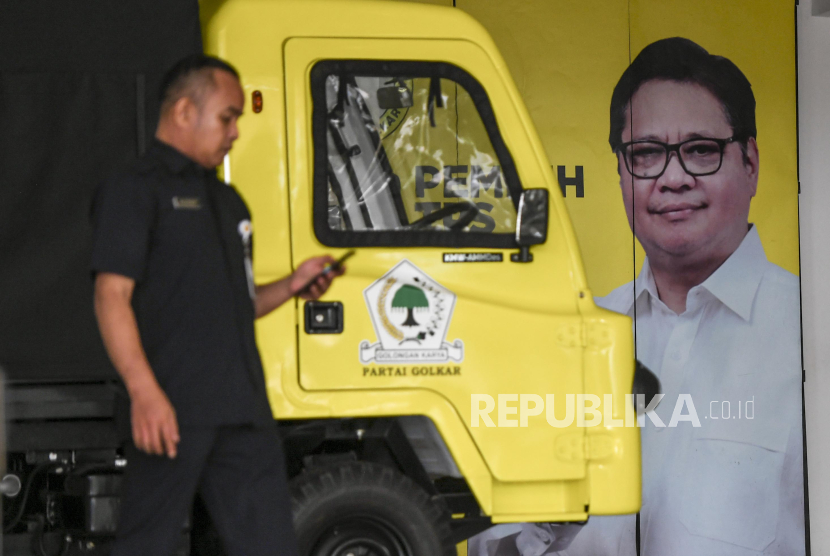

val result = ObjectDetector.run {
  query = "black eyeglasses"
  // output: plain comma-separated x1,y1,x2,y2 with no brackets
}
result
617,137,736,179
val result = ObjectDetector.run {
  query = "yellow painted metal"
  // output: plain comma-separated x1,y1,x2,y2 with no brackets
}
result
201,0,640,522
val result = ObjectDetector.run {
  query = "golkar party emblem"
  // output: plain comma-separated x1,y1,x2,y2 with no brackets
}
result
360,260,464,364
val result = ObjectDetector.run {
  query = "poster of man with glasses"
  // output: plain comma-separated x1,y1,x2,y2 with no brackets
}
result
469,36,805,556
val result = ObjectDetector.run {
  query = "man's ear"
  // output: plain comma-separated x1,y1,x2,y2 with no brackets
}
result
744,137,760,196
171,96,197,129
616,152,625,186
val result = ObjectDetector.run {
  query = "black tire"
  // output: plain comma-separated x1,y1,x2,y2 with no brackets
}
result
291,461,455,556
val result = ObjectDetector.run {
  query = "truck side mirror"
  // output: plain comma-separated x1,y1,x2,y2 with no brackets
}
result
377,84,413,109
512,189,548,262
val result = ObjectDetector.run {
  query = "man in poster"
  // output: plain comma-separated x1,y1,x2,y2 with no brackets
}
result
472,37,805,556
592,36,805,556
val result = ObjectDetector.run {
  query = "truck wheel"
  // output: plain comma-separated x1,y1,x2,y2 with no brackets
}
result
291,461,455,556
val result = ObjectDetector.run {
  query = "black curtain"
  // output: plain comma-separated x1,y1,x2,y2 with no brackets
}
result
0,0,202,380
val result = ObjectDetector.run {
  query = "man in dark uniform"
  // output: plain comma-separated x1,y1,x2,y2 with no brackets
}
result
91,55,342,555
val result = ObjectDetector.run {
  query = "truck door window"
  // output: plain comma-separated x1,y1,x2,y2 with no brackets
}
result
311,61,523,248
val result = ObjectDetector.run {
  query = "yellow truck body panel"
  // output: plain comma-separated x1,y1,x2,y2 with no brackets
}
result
200,0,641,521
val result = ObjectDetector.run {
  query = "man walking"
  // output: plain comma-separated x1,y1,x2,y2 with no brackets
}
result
92,54,341,555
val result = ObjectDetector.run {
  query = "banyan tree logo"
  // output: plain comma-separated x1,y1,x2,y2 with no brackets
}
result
360,260,464,364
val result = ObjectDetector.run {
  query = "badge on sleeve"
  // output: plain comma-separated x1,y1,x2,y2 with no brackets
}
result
238,220,255,300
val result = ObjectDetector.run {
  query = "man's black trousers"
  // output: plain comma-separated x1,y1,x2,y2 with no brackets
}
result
111,424,300,556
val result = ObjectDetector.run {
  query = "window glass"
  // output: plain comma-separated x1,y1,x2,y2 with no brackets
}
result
322,73,518,235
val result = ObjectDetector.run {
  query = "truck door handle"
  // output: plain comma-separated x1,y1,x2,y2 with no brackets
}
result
304,301,344,334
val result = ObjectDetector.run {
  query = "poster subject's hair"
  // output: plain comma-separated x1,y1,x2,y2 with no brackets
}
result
159,54,240,114
609,37,756,152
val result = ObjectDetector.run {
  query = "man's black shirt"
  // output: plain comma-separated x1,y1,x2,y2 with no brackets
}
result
91,140,273,427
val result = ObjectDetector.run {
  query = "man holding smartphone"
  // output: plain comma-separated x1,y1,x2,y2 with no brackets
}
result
91,54,344,555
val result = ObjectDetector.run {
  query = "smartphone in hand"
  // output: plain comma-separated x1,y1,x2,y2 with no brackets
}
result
298,250,355,295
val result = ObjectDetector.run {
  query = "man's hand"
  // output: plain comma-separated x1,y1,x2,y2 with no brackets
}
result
290,255,345,300
515,523,555,556
254,255,347,318
129,381,180,458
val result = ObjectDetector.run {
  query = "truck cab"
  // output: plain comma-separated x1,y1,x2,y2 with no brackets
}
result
201,0,642,553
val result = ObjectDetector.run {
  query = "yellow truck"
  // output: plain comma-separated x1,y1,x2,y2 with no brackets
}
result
198,0,651,553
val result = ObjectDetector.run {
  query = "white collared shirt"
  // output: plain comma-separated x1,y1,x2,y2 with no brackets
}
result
556,226,805,556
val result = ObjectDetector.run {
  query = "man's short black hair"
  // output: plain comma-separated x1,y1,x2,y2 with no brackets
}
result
609,37,756,152
159,54,240,114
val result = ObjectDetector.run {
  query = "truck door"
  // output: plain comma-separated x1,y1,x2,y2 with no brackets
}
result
285,39,586,485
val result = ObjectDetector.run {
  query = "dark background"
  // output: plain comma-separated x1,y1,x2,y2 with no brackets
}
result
0,1,202,380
